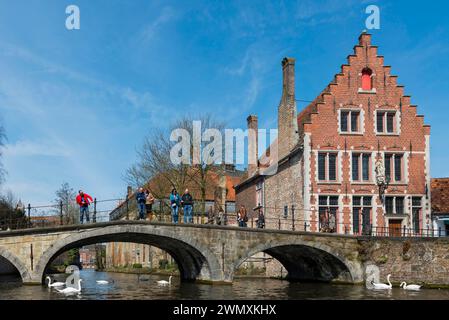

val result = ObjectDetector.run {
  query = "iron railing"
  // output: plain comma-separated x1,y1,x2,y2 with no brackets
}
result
0,199,446,239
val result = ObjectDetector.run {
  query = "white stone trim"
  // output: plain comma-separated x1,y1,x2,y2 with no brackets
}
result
374,108,402,135
425,134,431,229
303,133,312,223
337,107,365,135
313,149,342,184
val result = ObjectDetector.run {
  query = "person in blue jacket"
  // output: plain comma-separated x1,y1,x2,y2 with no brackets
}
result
169,188,181,224
136,187,146,220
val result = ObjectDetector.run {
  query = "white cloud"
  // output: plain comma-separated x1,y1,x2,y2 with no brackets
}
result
141,6,178,42
4,140,72,158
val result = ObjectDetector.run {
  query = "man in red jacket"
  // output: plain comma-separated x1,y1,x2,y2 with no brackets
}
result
76,190,93,224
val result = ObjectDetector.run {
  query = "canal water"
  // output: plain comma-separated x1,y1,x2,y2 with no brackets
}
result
1,270,449,300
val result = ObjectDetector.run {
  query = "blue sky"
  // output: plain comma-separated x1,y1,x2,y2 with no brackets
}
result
0,0,448,210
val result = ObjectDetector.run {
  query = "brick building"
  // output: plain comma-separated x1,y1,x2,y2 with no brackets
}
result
236,32,431,236
431,178,449,235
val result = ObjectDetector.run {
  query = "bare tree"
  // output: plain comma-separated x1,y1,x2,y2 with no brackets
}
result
54,182,78,225
125,114,227,219
175,114,226,221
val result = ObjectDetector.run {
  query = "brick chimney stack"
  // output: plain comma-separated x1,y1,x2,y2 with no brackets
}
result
247,114,258,177
278,57,299,160
358,31,372,47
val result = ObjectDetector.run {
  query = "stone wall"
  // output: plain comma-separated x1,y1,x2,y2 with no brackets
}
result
360,237,449,286
264,151,304,230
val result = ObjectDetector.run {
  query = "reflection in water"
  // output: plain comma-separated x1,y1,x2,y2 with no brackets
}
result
0,270,449,300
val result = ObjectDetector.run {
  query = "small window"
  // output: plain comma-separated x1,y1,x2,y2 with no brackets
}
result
361,68,373,91
352,153,371,182
353,196,372,235
340,110,361,133
385,196,405,215
318,196,339,233
318,152,338,182
385,153,404,183
377,111,398,134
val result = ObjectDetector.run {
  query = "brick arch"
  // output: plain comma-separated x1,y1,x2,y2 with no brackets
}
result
231,239,363,283
0,246,31,282
34,225,222,284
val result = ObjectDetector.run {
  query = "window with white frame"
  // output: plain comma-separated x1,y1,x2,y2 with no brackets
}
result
353,196,372,235
318,152,338,182
411,197,422,234
352,153,371,182
385,196,405,215
340,110,361,133
384,153,404,182
318,195,338,233
376,110,398,134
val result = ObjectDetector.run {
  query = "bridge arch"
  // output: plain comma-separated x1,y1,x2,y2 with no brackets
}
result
232,238,362,283
34,224,222,284
0,246,31,282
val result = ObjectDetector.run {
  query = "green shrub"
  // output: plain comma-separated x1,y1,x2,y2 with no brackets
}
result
159,259,169,269
132,263,143,269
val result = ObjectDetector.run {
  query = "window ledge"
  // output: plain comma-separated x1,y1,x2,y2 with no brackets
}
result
351,181,374,185
376,133,400,136
358,88,377,94
339,132,364,136
386,182,408,186
317,181,341,185
384,214,408,219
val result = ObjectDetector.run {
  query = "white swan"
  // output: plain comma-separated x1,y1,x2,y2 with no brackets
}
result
96,280,109,284
46,276,65,287
56,279,82,294
156,276,172,286
371,274,392,290
400,282,421,291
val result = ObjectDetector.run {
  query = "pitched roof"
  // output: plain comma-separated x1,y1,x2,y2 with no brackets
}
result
431,178,449,215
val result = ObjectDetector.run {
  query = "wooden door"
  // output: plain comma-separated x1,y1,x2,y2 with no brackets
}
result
389,220,402,237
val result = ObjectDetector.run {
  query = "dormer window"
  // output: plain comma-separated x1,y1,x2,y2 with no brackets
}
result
358,68,376,93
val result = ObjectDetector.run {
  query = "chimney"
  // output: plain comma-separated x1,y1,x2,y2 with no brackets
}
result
278,57,299,159
358,31,371,47
247,114,258,177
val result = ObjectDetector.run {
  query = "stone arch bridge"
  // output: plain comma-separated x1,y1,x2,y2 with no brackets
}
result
0,221,448,286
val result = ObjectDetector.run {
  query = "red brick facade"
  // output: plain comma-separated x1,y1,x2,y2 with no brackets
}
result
236,32,431,235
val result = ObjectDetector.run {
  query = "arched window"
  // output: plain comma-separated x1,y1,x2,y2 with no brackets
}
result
361,67,373,91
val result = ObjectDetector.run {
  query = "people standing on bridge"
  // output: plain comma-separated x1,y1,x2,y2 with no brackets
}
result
136,187,147,220
76,190,93,224
207,205,215,224
181,189,194,224
256,209,265,229
237,205,248,227
216,208,224,225
145,189,155,221
170,188,181,224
